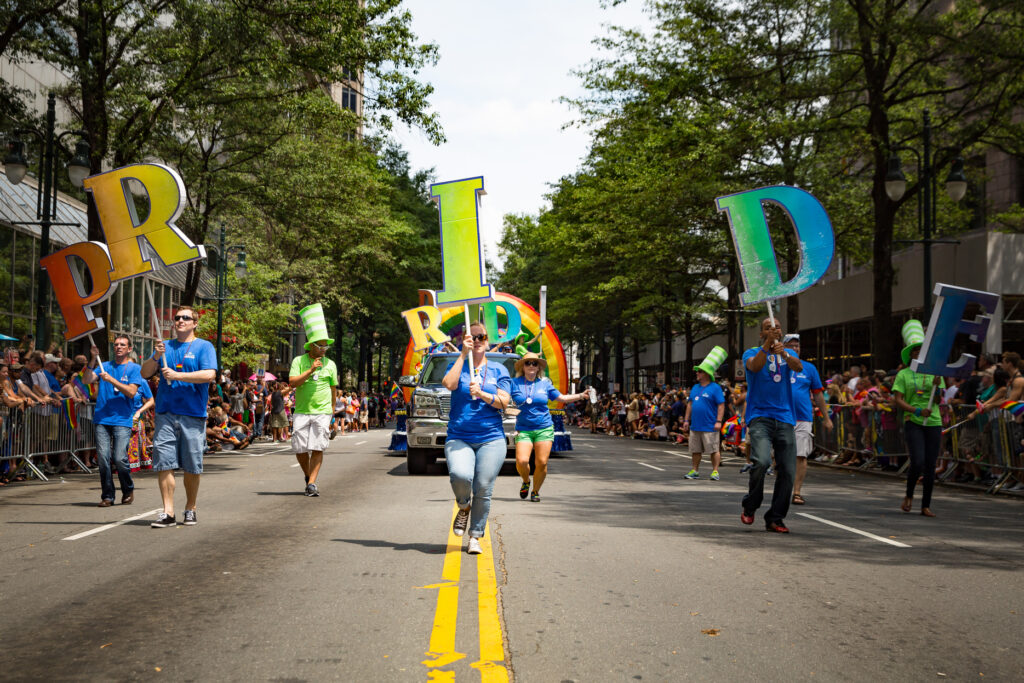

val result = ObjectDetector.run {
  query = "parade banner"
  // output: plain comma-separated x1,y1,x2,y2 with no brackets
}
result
40,163,205,341
716,185,835,307
401,292,569,396
911,283,1000,378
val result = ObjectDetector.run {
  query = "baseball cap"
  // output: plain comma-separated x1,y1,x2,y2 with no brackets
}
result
44,354,61,364
782,334,800,343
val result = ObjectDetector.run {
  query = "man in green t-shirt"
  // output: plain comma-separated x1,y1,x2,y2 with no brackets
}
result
289,338,339,497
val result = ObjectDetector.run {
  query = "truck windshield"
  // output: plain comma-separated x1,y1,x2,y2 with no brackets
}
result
421,355,519,384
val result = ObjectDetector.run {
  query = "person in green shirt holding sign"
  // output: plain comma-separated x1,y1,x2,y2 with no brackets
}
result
891,320,945,518
289,304,340,497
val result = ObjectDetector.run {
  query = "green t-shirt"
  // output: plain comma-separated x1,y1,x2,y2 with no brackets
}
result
892,368,945,427
289,354,338,414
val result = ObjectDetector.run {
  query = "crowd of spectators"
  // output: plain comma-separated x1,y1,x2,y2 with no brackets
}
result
0,334,402,484
560,352,1024,492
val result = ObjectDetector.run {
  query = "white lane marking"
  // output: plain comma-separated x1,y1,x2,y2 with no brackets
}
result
583,444,597,449
355,441,367,446
290,463,301,468
796,512,912,548
662,450,688,458
62,508,164,541
636,462,665,471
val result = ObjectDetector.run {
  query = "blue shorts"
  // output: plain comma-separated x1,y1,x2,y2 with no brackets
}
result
153,413,207,474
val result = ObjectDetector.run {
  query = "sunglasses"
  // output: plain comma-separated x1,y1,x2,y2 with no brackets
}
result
472,334,487,342
174,315,194,322
524,360,540,367
313,341,330,348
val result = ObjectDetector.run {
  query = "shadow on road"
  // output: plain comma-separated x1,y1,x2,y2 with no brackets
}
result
333,538,445,554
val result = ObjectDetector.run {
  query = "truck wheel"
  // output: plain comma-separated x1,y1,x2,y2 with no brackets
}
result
407,448,435,475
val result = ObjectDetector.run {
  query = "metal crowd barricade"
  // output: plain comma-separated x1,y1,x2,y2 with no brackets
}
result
946,404,1024,493
812,403,910,470
0,401,95,483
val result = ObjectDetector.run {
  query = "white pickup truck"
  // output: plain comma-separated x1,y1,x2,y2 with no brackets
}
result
398,352,520,475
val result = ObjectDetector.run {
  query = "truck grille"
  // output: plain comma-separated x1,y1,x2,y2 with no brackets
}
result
439,395,451,419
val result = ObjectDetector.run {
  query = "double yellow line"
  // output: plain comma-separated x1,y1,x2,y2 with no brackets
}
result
421,505,509,682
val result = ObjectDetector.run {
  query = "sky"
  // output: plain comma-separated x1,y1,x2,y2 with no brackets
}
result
391,0,652,271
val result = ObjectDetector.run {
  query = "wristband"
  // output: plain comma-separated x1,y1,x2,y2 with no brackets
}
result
914,408,922,417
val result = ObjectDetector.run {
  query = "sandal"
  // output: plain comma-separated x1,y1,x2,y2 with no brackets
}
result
901,497,912,513
792,493,805,505
519,482,529,499
921,508,936,518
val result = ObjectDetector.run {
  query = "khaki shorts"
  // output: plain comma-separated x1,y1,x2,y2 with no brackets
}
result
292,413,331,453
795,421,813,458
269,412,288,429
689,430,720,454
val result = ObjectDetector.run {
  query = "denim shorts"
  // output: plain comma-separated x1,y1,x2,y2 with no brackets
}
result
153,413,207,474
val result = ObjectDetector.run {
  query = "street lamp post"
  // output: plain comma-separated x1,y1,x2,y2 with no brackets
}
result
885,109,968,320
207,223,247,375
4,92,91,348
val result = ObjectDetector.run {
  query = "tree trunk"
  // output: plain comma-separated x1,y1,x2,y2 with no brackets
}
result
683,313,695,386
598,335,610,392
614,324,625,389
631,335,640,394
662,316,673,389
357,333,368,384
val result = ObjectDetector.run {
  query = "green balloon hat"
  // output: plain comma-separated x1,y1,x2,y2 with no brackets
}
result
299,303,334,351
694,345,727,377
901,319,925,366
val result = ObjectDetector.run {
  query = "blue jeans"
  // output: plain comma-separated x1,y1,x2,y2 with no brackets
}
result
95,423,134,502
254,412,265,438
743,417,797,525
446,438,507,538
904,422,941,508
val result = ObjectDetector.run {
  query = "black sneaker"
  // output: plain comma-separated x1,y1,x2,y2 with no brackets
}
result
183,509,197,526
151,512,176,528
305,483,319,497
452,507,470,536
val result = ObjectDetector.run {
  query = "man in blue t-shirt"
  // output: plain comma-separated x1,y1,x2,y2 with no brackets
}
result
142,306,218,528
783,335,833,506
86,336,145,506
682,370,725,480
740,318,803,533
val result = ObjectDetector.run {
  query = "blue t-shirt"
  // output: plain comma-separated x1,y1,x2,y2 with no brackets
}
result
688,381,725,432
510,376,563,431
789,354,823,423
446,359,512,444
93,361,145,427
133,378,153,413
155,338,217,418
44,369,60,394
742,346,798,425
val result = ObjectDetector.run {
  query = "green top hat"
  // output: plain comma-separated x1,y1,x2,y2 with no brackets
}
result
901,319,925,366
694,345,727,378
299,303,334,351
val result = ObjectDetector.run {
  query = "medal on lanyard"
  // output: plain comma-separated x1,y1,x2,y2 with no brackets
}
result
472,364,483,401
526,379,534,404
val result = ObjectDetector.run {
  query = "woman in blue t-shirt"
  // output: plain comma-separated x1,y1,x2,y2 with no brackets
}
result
510,352,587,502
442,322,513,555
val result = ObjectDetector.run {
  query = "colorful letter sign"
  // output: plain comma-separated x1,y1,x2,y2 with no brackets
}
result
716,186,835,306
430,176,495,307
43,163,206,340
911,283,1000,378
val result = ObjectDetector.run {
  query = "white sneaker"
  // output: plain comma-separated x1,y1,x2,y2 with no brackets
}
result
467,537,483,555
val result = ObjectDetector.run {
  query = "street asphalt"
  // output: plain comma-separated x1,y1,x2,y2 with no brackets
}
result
2,427,1023,681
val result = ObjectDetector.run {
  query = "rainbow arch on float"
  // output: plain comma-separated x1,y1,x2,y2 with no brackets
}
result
401,291,568,405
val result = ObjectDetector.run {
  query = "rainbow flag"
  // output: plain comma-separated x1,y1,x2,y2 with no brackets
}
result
73,371,97,400
999,401,1024,416
62,398,78,429
389,382,401,401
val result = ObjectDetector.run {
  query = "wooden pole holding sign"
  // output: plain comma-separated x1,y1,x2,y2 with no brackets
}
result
539,285,547,330
144,278,168,369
